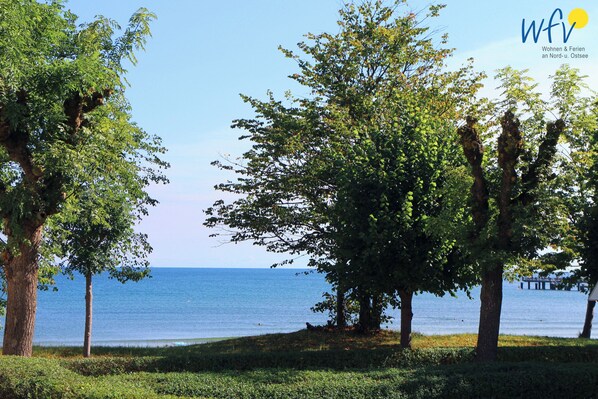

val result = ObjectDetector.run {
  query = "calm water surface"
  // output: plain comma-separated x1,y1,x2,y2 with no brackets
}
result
28,268,591,346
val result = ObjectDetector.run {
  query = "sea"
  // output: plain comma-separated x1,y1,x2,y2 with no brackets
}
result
24,268,593,346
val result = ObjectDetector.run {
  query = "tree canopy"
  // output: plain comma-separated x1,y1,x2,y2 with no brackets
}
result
206,0,483,345
451,65,594,361
0,0,167,356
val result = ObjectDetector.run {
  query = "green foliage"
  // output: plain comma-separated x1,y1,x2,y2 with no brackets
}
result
0,357,181,399
0,360,596,399
0,0,167,315
55,342,598,375
0,332,597,398
205,0,483,330
449,64,595,360
48,175,154,284
0,0,166,248
484,65,598,287
0,0,167,358
553,79,598,293
446,65,593,278
312,291,361,326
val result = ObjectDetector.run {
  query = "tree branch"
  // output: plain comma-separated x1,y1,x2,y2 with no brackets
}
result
516,119,565,206
497,110,522,249
63,89,112,138
458,116,489,237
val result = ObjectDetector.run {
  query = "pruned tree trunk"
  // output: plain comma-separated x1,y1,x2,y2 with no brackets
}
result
399,289,413,349
580,299,595,339
83,273,93,357
336,285,346,328
476,265,503,361
458,117,489,236
475,112,521,362
459,112,563,363
2,225,43,356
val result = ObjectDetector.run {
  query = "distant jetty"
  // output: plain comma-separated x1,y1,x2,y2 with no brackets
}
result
520,276,587,291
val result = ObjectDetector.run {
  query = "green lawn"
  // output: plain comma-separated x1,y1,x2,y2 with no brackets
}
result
0,330,595,398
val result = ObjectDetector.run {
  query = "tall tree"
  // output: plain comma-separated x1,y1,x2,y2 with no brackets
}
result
206,1,482,345
0,0,166,356
551,72,598,339
576,201,598,338
457,65,586,361
325,87,478,339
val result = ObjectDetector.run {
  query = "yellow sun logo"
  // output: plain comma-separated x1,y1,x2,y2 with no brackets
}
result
568,8,589,29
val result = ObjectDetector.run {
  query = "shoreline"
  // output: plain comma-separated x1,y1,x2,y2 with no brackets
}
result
33,336,232,348
31,330,597,348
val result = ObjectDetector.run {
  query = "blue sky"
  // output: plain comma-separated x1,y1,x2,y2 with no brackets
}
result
66,1,598,267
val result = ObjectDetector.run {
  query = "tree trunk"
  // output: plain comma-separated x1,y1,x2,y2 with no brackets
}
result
475,265,503,362
358,292,371,333
371,294,382,331
580,299,595,339
83,273,93,357
475,111,520,363
399,289,413,349
2,225,43,357
336,286,346,328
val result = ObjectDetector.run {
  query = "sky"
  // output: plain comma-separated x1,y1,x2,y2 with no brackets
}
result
65,1,598,268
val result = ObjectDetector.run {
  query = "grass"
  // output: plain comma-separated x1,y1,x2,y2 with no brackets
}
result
33,329,596,358
0,330,595,398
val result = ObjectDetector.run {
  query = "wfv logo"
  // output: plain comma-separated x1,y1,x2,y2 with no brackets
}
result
522,8,588,43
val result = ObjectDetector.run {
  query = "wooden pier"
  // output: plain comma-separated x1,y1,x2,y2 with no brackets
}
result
520,276,587,291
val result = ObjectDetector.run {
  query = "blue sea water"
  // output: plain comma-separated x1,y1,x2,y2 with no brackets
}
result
28,268,592,346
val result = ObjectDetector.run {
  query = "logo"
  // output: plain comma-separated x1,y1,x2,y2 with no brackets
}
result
522,8,588,44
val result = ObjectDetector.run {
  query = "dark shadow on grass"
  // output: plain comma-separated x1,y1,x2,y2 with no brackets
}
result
61,345,598,377
399,362,598,398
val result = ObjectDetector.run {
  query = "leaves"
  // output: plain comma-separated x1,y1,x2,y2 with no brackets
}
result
0,1,167,287
205,1,483,325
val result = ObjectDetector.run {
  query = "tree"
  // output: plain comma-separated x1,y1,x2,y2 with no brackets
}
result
552,77,598,339
324,87,479,339
48,178,154,357
0,0,167,356
576,200,598,338
456,65,586,361
206,0,482,346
